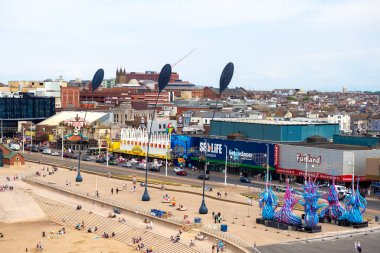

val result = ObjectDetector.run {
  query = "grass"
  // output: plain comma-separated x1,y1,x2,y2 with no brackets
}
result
112,174,182,186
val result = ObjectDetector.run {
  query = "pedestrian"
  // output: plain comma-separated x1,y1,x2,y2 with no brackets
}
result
212,211,215,218
357,242,361,253
116,188,119,194
214,214,218,223
212,244,215,253
133,185,136,192
111,188,113,194
354,242,358,252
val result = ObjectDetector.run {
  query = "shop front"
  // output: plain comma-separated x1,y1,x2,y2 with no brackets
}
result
170,134,277,176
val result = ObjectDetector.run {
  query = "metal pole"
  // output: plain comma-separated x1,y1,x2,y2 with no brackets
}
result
165,139,168,177
352,152,355,192
266,144,269,185
30,123,33,146
98,130,101,158
1,118,3,140
61,127,64,160
106,130,109,167
224,144,228,187
22,127,25,153
142,91,161,201
199,138,208,214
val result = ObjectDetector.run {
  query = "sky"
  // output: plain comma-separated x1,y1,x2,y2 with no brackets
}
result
0,0,379,91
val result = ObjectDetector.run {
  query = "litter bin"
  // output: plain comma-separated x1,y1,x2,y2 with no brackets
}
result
194,217,202,224
375,216,379,222
221,224,228,232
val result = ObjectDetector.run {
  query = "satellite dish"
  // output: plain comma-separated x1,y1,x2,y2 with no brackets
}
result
158,64,172,92
91,68,104,92
219,62,234,94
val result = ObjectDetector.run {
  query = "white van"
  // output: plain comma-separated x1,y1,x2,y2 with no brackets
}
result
10,143,20,151
335,185,348,200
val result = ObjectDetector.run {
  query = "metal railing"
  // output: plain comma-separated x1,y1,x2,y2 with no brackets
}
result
201,224,261,253
23,175,186,226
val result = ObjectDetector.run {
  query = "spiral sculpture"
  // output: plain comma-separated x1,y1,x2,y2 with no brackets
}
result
338,177,367,224
299,176,325,227
259,173,278,220
274,179,302,225
319,176,345,220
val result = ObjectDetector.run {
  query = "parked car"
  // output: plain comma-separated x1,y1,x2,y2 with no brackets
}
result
240,176,251,183
51,151,59,156
24,144,32,151
198,174,210,180
10,143,20,151
82,156,92,161
96,157,107,163
108,159,118,165
39,146,47,152
174,168,187,176
174,167,183,173
149,163,161,172
335,185,348,200
121,162,132,168
42,148,52,154
63,152,72,158
135,162,146,170
71,154,78,159
31,146,39,152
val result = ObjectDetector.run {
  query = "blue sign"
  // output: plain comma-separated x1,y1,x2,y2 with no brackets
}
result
171,134,276,169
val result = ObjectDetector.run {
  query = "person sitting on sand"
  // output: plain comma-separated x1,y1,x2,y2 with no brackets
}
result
0,232,4,238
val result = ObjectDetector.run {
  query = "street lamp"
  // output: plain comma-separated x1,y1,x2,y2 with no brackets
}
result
224,144,228,187
199,62,234,215
142,64,171,201
76,69,104,182
22,127,25,153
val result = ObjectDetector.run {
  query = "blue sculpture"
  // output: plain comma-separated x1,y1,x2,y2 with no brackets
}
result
338,177,367,223
299,176,325,227
259,173,278,220
274,179,302,225
319,176,345,220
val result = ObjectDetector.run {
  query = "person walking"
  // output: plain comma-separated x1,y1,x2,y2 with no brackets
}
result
111,188,113,194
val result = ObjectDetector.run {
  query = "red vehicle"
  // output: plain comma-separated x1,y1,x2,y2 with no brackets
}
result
174,168,187,176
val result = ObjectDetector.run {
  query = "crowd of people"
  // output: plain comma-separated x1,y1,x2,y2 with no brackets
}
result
0,184,14,192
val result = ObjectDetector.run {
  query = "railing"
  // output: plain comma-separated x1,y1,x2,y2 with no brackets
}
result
201,224,261,253
23,175,186,226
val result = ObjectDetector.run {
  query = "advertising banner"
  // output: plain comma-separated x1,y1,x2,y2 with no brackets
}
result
171,134,277,169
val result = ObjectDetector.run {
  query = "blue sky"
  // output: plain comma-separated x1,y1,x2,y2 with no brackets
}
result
0,0,379,91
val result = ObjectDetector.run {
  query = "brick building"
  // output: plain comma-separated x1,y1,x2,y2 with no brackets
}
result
116,68,180,84
61,86,80,108
0,144,25,167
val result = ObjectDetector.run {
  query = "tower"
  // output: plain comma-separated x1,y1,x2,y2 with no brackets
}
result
116,67,127,84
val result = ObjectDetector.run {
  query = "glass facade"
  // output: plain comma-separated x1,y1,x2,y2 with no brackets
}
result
0,93,55,120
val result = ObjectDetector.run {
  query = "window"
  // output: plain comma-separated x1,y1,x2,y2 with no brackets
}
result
158,124,161,129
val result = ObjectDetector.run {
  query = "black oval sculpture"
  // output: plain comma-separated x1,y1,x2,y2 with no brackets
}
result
158,64,172,92
219,62,234,94
91,68,104,92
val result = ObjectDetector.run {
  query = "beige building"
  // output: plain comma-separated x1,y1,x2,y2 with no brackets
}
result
366,157,380,180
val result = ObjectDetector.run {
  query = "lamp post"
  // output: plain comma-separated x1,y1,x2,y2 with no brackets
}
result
76,69,104,182
142,64,171,201
266,144,269,185
22,127,25,153
199,62,234,215
224,144,228,187
30,123,33,147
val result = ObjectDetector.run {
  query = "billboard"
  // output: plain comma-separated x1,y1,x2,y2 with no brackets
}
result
171,134,277,169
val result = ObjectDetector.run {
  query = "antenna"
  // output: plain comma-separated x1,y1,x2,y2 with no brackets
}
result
172,48,196,68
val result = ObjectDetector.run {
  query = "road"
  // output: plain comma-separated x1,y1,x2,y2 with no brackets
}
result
22,151,380,216
259,230,380,253
22,152,260,189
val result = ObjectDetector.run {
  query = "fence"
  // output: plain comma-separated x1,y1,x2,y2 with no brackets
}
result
23,175,185,226
201,224,261,253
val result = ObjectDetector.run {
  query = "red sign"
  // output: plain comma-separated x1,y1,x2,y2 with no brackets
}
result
276,167,366,182
274,144,279,166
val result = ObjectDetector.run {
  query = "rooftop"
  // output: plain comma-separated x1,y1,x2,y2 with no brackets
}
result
213,119,338,126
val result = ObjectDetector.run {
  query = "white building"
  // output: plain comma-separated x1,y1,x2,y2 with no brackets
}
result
324,113,351,134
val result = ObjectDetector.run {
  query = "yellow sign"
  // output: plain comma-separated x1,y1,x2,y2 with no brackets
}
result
130,145,145,156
